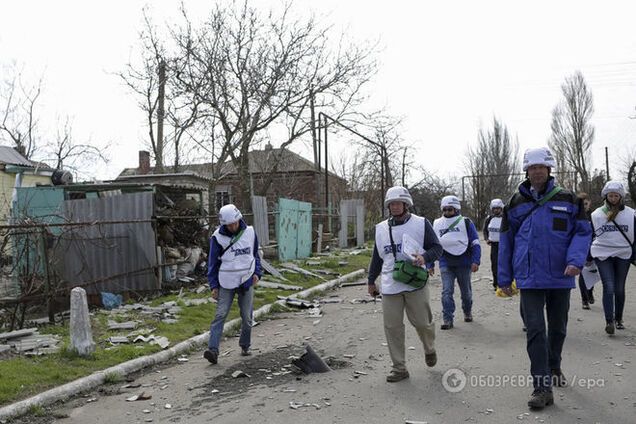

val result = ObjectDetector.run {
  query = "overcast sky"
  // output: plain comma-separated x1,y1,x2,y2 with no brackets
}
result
1,0,635,183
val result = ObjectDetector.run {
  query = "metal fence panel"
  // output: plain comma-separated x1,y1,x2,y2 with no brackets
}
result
251,195,270,246
276,198,312,260
59,192,158,295
296,201,312,258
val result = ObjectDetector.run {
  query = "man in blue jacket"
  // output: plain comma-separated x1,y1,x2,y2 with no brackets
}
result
432,195,481,329
203,204,261,365
499,147,592,409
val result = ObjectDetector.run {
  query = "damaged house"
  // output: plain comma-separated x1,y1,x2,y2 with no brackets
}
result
8,181,208,308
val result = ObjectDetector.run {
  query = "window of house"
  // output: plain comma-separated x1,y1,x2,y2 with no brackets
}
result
215,190,230,210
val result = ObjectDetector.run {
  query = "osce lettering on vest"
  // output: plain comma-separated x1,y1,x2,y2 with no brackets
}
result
433,215,469,256
487,216,502,242
590,206,635,261
213,226,257,289
375,215,427,295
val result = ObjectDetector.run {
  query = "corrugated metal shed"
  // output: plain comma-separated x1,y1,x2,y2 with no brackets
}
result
58,191,159,295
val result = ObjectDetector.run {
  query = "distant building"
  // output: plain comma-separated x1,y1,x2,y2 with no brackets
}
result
118,147,348,211
0,146,53,222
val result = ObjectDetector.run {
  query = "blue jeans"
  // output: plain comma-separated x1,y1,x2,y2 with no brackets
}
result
595,257,631,323
520,288,570,391
441,266,473,322
208,286,254,352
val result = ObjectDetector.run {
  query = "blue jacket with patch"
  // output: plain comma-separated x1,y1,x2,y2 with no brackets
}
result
498,177,592,290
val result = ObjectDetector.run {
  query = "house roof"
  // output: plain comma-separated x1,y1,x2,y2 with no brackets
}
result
119,147,344,181
0,145,36,167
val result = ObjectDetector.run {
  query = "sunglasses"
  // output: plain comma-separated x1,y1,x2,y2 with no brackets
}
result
442,207,455,212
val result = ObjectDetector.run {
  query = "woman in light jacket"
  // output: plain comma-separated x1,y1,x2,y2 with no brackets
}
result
590,181,636,335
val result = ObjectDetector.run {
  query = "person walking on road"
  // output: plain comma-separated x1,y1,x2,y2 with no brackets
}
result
484,198,505,291
204,204,261,365
368,186,443,382
577,192,595,310
432,195,481,329
590,181,636,334
499,147,592,410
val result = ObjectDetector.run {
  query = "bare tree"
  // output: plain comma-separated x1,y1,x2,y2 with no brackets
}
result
42,117,109,177
0,64,43,159
410,169,458,220
464,117,519,226
171,1,377,211
549,70,595,192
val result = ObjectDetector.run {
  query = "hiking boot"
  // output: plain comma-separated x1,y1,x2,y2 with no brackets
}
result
551,369,568,387
203,349,218,364
605,321,615,335
464,314,473,322
425,351,437,367
241,348,252,356
440,321,453,330
386,370,409,382
527,389,554,409
582,302,590,310
615,320,625,330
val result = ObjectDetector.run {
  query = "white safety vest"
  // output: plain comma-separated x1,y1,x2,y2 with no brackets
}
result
374,214,427,295
213,226,256,289
487,216,503,242
433,215,469,256
590,206,635,261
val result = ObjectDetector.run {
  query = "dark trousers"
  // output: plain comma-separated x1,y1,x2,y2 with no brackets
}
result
490,242,499,288
520,288,570,391
578,274,594,304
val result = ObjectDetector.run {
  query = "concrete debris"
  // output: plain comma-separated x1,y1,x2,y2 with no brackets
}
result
150,336,170,349
126,392,152,402
280,263,326,280
164,404,172,409
305,261,321,266
1,328,61,355
0,328,37,341
261,259,289,281
343,354,356,359
232,370,251,378
108,336,130,344
107,321,138,331
289,401,303,409
258,281,303,291
338,261,349,266
121,383,142,389
177,357,189,363
313,269,340,276
161,319,179,324
195,285,208,294
277,296,319,309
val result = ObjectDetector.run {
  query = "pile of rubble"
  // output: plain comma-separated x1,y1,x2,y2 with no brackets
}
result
0,327,61,356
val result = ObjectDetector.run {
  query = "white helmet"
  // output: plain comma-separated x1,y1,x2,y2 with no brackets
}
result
440,195,461,211
218,204,242,225
522,147,556,171
601,181,625,198
490,198,505,209
384,186,413,208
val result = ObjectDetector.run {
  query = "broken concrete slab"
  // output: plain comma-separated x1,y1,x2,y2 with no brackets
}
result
261,259,289,281
107,321,138,331
0,328,37,341
108,336,130,345
150,336,170,349
258,281,303,291
280,263,326,280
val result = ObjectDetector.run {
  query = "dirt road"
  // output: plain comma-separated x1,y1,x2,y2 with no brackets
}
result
19,246,636,424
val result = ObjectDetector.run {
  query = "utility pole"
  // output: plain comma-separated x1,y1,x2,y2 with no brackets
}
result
156,58,166,172
605,146,610,181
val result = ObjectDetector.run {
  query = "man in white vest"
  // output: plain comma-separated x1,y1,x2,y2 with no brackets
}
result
483,198,505,291
432,195,481,329
203,204,261,365
368,186,443,382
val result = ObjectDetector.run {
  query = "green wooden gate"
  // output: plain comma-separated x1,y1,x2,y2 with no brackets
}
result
276,198,312,261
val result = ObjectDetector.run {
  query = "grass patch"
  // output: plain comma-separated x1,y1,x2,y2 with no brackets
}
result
103,371,123,384
0,249,368,407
